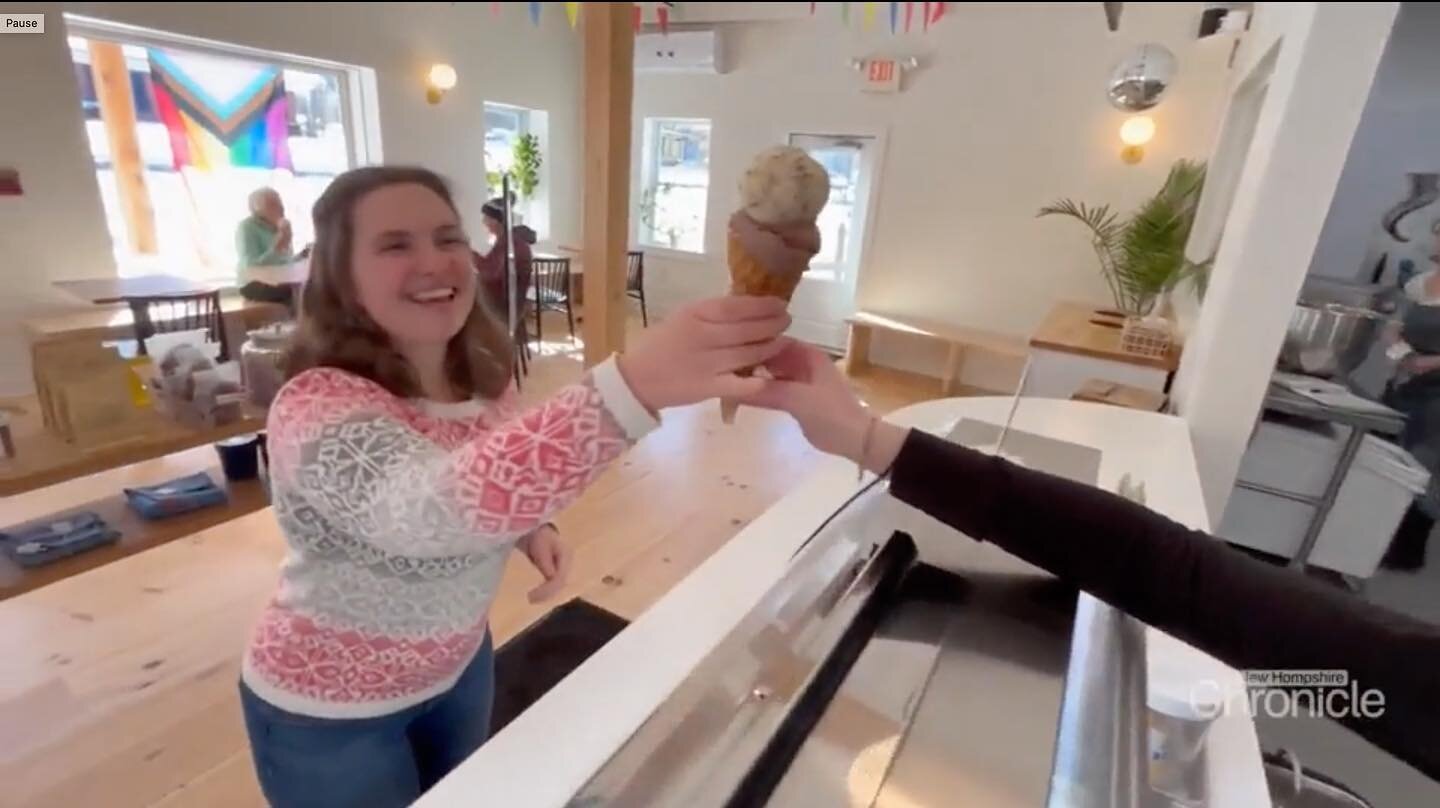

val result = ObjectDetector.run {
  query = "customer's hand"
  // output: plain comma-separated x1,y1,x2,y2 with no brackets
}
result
617,296,791,412
739,341,907,473
519,523,570,603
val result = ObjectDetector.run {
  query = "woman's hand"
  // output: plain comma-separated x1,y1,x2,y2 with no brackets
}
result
740,340,906,473
518,524,571,603
617,296,791,412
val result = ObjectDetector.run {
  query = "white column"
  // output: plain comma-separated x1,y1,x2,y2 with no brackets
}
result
1172,2,1400,522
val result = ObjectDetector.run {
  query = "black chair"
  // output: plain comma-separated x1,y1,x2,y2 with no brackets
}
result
494,261,535,390
627,250,649,327
531,257,575,344
124,289,230,362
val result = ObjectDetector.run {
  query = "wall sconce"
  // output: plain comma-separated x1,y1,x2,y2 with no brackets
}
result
1119,115,1155,164
426,63,457,105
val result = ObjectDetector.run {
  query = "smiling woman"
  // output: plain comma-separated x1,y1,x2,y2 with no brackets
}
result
239,163,798,807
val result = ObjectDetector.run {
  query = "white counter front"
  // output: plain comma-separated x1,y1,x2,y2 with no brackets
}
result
416,397,1269,807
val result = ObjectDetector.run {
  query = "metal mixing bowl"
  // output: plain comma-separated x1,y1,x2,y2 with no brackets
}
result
1279,301,1389,378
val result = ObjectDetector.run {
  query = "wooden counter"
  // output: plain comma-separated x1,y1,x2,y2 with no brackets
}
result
1029,301,1180,372
0,459,269,601
0,395,265,497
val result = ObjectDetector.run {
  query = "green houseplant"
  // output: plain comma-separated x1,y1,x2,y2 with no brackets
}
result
511,133,542,199
1038,159,1211,317
487,133,543,200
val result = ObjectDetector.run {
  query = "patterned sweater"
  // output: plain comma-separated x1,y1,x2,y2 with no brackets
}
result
242,357,657,719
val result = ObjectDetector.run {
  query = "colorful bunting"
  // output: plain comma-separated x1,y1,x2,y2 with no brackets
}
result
479,1,945,36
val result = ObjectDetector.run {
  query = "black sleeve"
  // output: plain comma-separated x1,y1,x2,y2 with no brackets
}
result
888,428,1440,782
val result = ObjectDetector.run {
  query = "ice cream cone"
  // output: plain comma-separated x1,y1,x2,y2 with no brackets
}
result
720,235,805,424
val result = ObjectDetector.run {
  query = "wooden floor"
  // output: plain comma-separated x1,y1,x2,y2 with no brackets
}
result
0,313,947,808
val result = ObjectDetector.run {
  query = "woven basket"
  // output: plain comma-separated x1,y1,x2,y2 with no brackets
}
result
1120,316,1174,359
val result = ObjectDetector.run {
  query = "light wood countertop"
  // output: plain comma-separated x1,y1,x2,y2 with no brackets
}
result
0,394,265,497
1028,301,1180,372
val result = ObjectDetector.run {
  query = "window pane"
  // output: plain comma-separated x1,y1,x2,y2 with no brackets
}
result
68,33,352,279
805,146,862,266
642,118,710,253
485,103,531,197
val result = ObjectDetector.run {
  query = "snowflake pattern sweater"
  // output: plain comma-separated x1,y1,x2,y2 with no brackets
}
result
241,357,657,719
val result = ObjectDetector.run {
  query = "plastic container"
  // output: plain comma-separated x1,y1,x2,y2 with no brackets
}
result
1148,654,1224,806
240,322,294,408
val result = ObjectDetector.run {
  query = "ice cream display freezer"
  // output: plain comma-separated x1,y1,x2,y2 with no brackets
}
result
568,421,1155,808
416,398,1269,808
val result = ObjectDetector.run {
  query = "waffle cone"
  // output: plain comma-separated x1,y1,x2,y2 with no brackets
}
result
721,236,805,424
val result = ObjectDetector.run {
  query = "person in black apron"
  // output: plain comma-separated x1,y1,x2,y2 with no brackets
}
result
1382,235,1440,570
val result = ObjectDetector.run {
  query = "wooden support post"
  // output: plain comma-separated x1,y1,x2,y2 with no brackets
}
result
941,343,967,395
843,322,873,376
581,3,635,367
88,40,157,255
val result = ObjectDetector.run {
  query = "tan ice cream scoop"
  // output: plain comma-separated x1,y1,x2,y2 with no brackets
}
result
722,145,829,424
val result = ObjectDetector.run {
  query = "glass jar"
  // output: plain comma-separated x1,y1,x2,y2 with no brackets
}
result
240,322,295,408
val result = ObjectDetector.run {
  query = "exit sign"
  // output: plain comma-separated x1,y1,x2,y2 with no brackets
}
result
861,58,901,93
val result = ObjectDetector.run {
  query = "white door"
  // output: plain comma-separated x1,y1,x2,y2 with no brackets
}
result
786,132,882,350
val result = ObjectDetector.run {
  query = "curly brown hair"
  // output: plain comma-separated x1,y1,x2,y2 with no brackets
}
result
284,166,513,399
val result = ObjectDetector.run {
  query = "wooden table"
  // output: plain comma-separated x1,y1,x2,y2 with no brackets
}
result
23,294,288,347
240,260,309,289
0,394,265,497
1026,301,1179,399
53,274,214,305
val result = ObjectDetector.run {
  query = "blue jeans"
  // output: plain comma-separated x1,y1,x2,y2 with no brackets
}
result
240,632,494,808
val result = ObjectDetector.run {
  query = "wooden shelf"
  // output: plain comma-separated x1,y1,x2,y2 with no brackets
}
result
1,465,269,601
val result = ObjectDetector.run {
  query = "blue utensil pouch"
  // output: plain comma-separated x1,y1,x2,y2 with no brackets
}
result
1,511,121,568
124,472,229,520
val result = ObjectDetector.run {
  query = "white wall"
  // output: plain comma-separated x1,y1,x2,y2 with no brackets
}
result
0,3,117,395
632,3,1232,389
1306,1,1440,282
0,1,584,395
1172,2,1400,522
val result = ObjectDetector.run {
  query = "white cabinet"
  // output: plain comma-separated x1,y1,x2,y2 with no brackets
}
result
1217,417,1428,577
1026,347,1170,399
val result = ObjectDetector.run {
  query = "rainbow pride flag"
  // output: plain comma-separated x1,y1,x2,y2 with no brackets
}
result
147,48,292,171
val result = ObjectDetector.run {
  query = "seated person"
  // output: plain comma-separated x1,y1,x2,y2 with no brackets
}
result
471,197,537,322
236,187,296,305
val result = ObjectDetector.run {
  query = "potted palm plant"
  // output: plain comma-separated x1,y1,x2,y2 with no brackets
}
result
1038,159,1211,322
